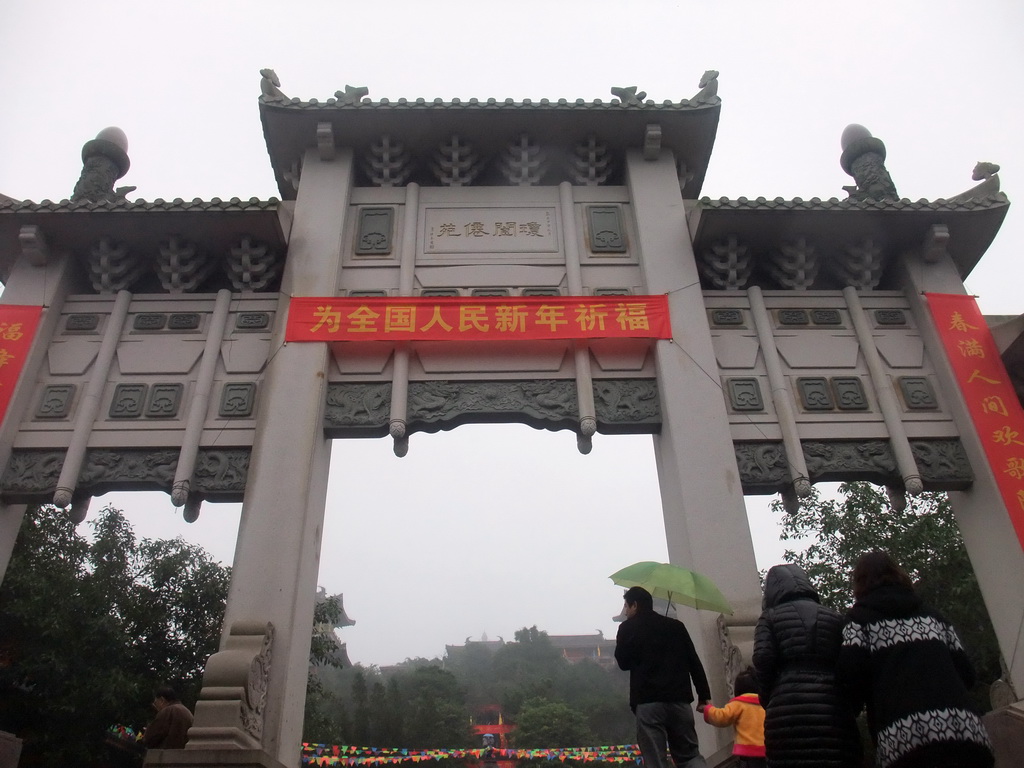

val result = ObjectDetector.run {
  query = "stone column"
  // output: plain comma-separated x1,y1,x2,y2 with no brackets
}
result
189,148,353,767
896,249,1024,696
624,149,763,755
0,249,77,586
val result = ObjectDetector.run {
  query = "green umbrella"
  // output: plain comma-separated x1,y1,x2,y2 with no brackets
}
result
610,561,734,615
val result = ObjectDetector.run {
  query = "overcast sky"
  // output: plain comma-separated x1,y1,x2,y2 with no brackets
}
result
2,1,1022,667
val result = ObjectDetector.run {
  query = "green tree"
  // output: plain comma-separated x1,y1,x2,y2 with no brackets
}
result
775,482,1001,709
402,666,472,748
0,504,229,766
511,697,595,748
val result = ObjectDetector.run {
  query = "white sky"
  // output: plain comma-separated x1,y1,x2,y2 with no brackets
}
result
2,1,1022,667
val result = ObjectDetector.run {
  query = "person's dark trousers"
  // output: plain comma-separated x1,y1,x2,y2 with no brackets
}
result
736,758,766,768
634,701,708,768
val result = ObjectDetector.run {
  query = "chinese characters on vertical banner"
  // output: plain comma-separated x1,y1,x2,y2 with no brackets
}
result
926,292,1024,551
285,296,672,342
0,305,43,430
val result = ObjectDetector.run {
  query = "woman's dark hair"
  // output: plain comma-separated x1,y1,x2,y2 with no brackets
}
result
623,586,654,612
851,550,913,600
733,667,758,696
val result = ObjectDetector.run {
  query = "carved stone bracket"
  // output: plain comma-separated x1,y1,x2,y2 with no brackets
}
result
188,621,274,751
323,379,661,438
0,447,250,503
734,438,972,495
717,613,759,696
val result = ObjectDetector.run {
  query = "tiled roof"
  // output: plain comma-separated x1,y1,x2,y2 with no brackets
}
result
698,193,1009,212
260,96,718,111
0,197,279,213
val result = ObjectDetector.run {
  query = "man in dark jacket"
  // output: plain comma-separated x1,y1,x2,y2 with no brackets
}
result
144,685,193,750
615,586,711,768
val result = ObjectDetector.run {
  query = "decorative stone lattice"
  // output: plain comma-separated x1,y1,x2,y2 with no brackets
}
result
700,236,751,289
500,133,547,186
156,236,215,293
767,237,818,290
431,134,482,187
569,136,612,186
831,238,884,289
225,237,281,291
87,237,146,293
364,134,412,187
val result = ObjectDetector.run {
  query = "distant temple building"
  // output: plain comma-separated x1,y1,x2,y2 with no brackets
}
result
445,631,617,668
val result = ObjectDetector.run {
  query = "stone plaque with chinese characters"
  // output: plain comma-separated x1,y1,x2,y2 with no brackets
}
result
424,208,558,255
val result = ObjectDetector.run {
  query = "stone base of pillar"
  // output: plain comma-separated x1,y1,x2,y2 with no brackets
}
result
705,743,738,767
0,731,22,768
143,748,287,768
983,700,1024,768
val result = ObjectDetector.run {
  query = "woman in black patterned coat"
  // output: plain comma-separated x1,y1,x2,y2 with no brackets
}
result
752,564,861,768
837,551,993,768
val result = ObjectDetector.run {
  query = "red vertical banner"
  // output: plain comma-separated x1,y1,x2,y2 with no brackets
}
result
926,293,1024,550
0,305,44,430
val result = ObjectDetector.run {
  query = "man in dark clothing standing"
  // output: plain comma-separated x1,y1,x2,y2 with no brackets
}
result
144,686,193,750
615,586,712,768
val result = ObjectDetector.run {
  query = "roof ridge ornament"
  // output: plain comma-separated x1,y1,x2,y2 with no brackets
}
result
948,161,1001,202
335,84,370,105
71,127,133,203
610,86,647,106
692,70,719,104
840,124,899,202
259,68,287,102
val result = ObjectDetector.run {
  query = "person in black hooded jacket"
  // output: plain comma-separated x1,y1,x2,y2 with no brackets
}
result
752,564,861,768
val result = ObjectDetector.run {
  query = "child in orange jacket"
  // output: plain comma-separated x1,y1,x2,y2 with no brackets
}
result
702,667,766,768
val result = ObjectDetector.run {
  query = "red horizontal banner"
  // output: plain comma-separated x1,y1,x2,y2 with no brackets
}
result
286,296,671,343
0,304,44,430
925,292,1024,551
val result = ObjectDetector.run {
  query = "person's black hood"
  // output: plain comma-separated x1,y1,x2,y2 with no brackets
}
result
762,564,820,610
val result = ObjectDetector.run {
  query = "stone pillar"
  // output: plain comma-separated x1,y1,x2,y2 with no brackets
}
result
897,249,1024,696
189,148,353,767
625,149,763,754
0,249,77,586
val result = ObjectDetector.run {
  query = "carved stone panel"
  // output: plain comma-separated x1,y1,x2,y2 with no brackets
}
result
406,380,578,433
36,385,76,419
587,206,627,253
0,447,250,502
65,314,99,332
168,312,201,331
593,379,660,432
899,377,938,410
734,442,790,492
324,382,392,437
726,378,764,412
710,309,745,327
803,440,896,483
832,377,868,410
134,313,167,331
811,309,842,325
797,378,833,410
778,309,810,326
236,312,271,331
355,207,394,255
734,438,972,494
146,384,183,418
874,309,908,326
220,382,257,418
110,383,148,418
910,439,972,489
